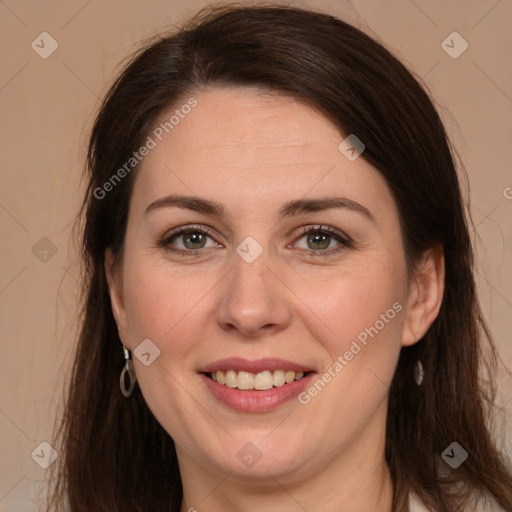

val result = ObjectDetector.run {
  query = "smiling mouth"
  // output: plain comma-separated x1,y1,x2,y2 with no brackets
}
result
205,369,311,391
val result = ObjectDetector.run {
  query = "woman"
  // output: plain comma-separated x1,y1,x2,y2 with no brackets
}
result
47,4,512,511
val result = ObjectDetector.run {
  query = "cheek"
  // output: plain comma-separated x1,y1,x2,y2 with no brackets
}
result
291,258,406,422
121,256,220,357
294,257,404,350
120,259,215,439
293,268,404,437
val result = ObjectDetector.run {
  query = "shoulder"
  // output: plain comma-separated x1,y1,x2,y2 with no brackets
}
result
408,491,507,512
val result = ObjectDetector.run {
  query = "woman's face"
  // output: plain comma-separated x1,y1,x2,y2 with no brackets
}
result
108,87,431,484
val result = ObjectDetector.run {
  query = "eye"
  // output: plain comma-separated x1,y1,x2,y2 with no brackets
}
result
159,224,219,255
292,225,352,256
159,223,352,258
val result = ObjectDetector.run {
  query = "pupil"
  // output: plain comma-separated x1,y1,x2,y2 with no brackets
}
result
185,232,205,248
309,232,329,250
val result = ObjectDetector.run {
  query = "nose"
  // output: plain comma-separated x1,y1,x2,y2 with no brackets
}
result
216,249,293,339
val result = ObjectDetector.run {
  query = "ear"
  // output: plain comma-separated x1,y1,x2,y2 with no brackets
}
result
105,248,129,343
401,244,445,347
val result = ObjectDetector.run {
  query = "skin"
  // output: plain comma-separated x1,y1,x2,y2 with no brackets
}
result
106,87,444,512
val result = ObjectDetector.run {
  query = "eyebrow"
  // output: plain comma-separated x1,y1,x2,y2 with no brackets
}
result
144,194,376,224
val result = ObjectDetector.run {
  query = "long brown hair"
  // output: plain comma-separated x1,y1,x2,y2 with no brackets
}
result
46,4,512,511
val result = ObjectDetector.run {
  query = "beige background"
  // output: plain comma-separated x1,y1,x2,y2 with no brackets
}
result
0,0,511,509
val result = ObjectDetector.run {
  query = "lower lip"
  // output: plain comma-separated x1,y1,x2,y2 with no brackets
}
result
200,372,315,412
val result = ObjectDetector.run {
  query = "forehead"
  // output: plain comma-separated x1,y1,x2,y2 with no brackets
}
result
129,87,396,223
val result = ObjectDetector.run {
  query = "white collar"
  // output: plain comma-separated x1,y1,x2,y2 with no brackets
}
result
408,491,504,512
408,492,428,512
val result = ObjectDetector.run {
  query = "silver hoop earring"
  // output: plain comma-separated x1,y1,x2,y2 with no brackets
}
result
120,346,137,398
414,359,424,386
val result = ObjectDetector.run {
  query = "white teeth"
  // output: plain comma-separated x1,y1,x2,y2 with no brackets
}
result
272,369,285,387
225,370,238,388
285,370,295,384
209,369,307,390
237,371,254,390
254,371,273,390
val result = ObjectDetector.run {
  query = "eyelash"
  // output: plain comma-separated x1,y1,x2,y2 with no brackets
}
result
158,224,353,258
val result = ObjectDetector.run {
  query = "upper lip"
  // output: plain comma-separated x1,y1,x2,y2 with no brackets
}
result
199,357,315,374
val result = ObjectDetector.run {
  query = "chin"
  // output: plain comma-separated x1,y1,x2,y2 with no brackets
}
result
205,434,313,479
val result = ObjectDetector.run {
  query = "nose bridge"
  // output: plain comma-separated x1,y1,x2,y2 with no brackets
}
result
216,241,292,336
